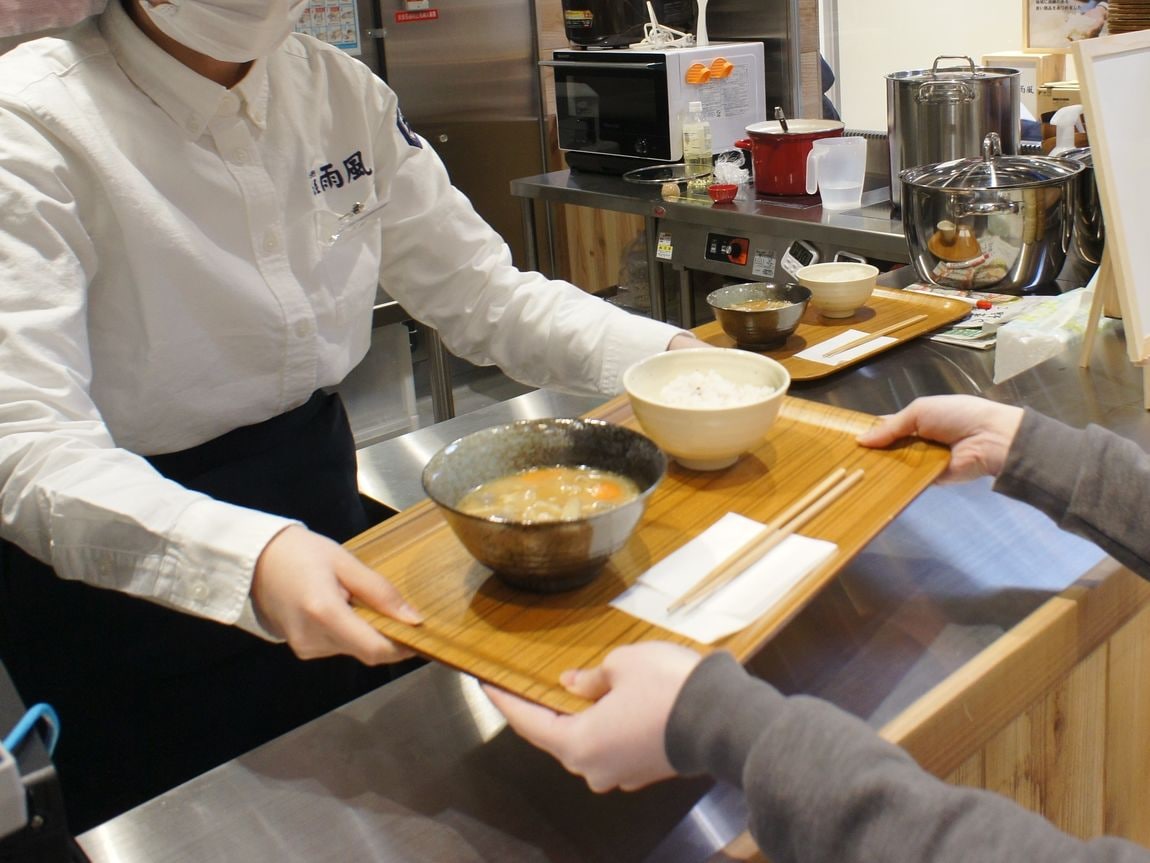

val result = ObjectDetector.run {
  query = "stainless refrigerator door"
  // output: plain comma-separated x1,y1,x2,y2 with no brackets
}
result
377,0,547,271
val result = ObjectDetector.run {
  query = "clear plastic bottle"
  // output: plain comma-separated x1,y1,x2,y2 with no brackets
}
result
681,101,713,192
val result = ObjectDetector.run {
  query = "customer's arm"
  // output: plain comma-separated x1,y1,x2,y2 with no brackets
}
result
992,409,1150,578
672,652,1149,863
486,643,1150,863
859,395,1150,578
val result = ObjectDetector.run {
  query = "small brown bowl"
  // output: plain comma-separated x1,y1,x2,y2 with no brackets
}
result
421,418,665,592
707,183,739,203
706,282,812,350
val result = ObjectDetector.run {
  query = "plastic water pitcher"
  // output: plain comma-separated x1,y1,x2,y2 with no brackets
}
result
806,136,867,210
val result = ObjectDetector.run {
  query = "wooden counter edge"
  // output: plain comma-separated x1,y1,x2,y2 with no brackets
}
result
878,556,1149,775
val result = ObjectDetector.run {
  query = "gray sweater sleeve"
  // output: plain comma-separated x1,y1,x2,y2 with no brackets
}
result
666,652,1149,863
993,408,1150,579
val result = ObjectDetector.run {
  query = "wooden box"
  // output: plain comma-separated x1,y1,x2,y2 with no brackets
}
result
982,51,1066,118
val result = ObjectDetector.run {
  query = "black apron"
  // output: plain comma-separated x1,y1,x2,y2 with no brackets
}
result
0,392,406,832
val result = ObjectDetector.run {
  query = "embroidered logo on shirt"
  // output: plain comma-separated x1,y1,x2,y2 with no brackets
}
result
310,150,374,195
396,108,422,149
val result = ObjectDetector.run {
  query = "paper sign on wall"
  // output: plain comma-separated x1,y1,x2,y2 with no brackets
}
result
296,0,361,55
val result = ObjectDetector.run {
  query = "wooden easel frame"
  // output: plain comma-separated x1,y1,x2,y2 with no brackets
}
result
1078,250,1150,409
1073,29,1150,409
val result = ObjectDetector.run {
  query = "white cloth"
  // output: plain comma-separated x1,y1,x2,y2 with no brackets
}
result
0,1,681,635
611,512,837,644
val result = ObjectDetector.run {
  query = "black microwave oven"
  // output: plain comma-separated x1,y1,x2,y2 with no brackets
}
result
542,43,766,174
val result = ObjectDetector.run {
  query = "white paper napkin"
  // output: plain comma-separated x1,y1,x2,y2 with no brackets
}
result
611,512,837,644
795,329,898,366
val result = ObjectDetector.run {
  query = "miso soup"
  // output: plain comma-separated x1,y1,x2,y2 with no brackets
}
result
457,465,639,522
728,298,791,311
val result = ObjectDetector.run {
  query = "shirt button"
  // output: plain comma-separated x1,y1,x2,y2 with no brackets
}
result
294,320,313,339
185,114,201,133
233,148,249,164
262,232,280,252
190,580,209,601
219,93,240,114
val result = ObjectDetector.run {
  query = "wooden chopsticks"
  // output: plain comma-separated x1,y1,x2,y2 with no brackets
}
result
666,466,865,614
822,314,929,358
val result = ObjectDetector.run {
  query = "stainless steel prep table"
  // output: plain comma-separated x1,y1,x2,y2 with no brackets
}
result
77,310,1150,861
510,169,908,323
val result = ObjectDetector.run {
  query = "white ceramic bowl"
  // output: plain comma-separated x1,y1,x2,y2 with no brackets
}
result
622,348,790,471
796,262,879,318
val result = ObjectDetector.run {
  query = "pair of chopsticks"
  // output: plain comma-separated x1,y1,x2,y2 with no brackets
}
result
823,314,929,358
666,466,865,614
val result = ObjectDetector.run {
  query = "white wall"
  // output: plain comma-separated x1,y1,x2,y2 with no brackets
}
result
828,0,1026,130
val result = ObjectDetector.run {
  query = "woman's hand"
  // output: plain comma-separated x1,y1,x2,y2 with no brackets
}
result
857,394,1024,483
483,642,703,792
251,525,423,663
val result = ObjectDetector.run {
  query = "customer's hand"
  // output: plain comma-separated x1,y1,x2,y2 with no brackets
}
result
251,525,423,663
857,394,1024,483
483,642,703,792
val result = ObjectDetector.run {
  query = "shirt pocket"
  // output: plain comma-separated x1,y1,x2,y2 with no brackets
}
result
311,201,386,328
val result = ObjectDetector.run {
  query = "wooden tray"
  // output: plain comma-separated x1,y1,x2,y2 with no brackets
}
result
350,395,949,713
696,286,972,380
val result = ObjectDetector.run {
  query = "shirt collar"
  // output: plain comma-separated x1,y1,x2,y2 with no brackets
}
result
99,0,269,138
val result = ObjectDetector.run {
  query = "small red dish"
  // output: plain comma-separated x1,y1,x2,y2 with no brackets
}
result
707,183,739,204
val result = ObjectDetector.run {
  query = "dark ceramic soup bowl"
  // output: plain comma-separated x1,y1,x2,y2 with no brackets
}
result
707,281,811,350
421,417,666,592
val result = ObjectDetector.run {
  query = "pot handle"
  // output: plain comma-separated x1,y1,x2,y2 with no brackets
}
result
805,148,819,195
930,55,977,76
916,80,975,104
733,138,752,149
955,198,1020,218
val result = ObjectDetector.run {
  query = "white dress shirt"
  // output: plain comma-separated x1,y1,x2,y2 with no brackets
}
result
0,0,681,636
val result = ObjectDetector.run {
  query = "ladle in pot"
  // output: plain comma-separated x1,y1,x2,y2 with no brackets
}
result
774,106,789,133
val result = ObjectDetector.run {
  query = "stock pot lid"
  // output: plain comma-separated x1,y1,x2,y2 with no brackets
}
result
900,132,1083,190
886,55,1018,83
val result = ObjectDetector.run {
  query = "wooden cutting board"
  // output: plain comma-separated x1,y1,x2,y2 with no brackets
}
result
349,394,949,713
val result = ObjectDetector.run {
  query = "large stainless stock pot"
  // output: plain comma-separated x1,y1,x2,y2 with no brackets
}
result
1062,147,1105,268
900,133,1083,293
886,55,1019,210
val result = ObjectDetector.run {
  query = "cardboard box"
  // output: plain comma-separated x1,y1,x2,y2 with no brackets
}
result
1037,79,1082,118
982,51,1066,118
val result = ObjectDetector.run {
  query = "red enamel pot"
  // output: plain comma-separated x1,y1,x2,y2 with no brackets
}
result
737,119,845,196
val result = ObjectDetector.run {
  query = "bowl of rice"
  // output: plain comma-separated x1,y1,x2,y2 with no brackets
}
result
796,261,878,319
623,347,790,471
707,281,811,350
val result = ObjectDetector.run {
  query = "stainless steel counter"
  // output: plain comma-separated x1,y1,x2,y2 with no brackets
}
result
509,169,909,264
78,304,1142,861
511,169,908,322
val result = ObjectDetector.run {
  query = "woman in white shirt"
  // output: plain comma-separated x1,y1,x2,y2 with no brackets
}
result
0,0,694,828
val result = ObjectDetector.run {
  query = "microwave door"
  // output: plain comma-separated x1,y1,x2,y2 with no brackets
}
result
544,59,674,162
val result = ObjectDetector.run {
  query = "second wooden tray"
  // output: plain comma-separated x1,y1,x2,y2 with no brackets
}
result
696,286,971,380
349,395,949,714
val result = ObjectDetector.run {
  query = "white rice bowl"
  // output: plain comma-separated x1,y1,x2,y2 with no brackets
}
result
623,348,790,471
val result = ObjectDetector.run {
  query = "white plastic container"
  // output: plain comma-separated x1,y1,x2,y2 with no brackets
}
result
1,743,26,840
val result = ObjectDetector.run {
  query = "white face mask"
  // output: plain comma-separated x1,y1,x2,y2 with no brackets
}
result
140,0,308,63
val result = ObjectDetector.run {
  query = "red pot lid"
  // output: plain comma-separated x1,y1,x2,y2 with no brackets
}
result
745,119,845,136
